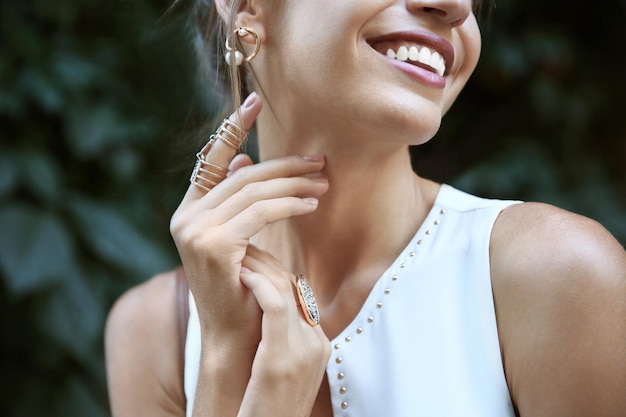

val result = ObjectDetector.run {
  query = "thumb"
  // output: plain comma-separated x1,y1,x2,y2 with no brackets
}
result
228,153,255,177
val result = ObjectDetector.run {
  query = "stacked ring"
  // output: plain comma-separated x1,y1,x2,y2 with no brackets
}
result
211,118,247,151
189,138,228,192
189,118,247,192
296,275,320,327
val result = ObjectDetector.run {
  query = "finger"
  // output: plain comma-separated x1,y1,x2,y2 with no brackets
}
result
242,244,300,304
223,196,320,242
183,92,263,203
245,244,286,273
242,246,296,294
199,154,326,210
242,249,282,276
227,154,254,177
241,257,327,342
242,255,297,320
239,271,290,343
208,176,328,225
243,264,322,334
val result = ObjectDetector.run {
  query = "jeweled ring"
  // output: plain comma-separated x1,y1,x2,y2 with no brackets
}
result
296,275,320,326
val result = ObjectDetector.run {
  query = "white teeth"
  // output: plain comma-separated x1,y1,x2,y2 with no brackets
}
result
431,51,445,77
418,47,432,65
384,44,446,77
396,45,408,61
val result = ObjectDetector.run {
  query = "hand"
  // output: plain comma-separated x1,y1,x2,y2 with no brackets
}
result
238,245,331,417
170,92,329,348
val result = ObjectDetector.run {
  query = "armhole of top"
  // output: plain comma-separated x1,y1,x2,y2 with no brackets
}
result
175,266,190,402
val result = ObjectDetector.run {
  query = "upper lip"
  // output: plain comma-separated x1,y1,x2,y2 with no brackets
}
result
367,30,455,76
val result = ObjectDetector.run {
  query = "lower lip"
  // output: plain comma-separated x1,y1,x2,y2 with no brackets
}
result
384,56,446,89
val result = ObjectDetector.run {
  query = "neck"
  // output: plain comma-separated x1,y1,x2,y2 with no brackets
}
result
252,118,440,303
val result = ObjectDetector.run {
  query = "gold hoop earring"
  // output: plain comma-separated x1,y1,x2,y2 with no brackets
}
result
225,27,260,67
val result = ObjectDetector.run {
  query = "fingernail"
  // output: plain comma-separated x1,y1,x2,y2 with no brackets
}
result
313,177,328,183
303,198,319,206
303,154,324,162
240,266,252,274
242,92,258,109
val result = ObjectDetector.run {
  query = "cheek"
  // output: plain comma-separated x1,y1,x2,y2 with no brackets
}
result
462,15,482,73
271,0,380,73
443,15,482,113
270,15,360,102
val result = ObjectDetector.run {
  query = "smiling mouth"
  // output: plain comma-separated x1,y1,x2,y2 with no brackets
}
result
368,32,454,78
383,44,446,77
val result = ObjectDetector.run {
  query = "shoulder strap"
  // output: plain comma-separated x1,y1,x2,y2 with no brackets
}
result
175,267,190,395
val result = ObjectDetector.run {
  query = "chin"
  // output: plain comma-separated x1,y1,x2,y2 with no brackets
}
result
379,98,443,146
409,120,441,146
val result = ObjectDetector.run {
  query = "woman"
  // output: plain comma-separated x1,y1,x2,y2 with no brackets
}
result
105,0,626,416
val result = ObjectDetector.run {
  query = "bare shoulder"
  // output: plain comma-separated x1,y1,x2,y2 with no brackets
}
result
105,269,185,417
492,202,626,287
491,202,626,417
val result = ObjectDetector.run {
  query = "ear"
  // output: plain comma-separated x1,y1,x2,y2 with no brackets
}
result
214,0,267,44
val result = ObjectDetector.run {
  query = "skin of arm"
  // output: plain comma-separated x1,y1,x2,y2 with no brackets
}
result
491,202,626,417
105,263,330,417
105,254,330,417
105,270,186,417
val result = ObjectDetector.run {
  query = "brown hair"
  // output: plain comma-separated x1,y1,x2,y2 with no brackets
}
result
191,0,247,116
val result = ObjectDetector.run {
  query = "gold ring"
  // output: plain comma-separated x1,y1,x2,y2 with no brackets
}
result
214,118,246,151
296,275,320,326
189,118,246,192
189,137,228,192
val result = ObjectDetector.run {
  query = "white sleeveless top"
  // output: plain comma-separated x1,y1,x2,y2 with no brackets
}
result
185,184,519,416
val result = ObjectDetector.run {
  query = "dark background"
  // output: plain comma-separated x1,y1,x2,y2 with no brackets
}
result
0,0,624,415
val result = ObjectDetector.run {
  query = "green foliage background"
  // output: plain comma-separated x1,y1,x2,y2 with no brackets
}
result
0,0,624,415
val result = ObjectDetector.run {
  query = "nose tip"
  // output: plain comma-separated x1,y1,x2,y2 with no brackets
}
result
408,0,473,27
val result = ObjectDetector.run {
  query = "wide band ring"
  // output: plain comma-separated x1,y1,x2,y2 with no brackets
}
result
296,275,320,327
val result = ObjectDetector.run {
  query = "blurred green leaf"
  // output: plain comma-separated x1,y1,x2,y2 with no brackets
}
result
0,86,24,118
56,375,107,417
53,50,102,93
19,68,65,114
65,104,123,158
491,37,529,79
452,140,562,201
35,270,103,359
21,151,63,202
67,197,174,277
0,205,76,297
13,373,106,417
108,147,142,180
65,103,154,159
0,150,62,201
0,153,19,197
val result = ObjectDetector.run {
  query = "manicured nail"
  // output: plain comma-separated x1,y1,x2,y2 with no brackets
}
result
242,92,258,109
303,154,324,162
303,198,319,206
